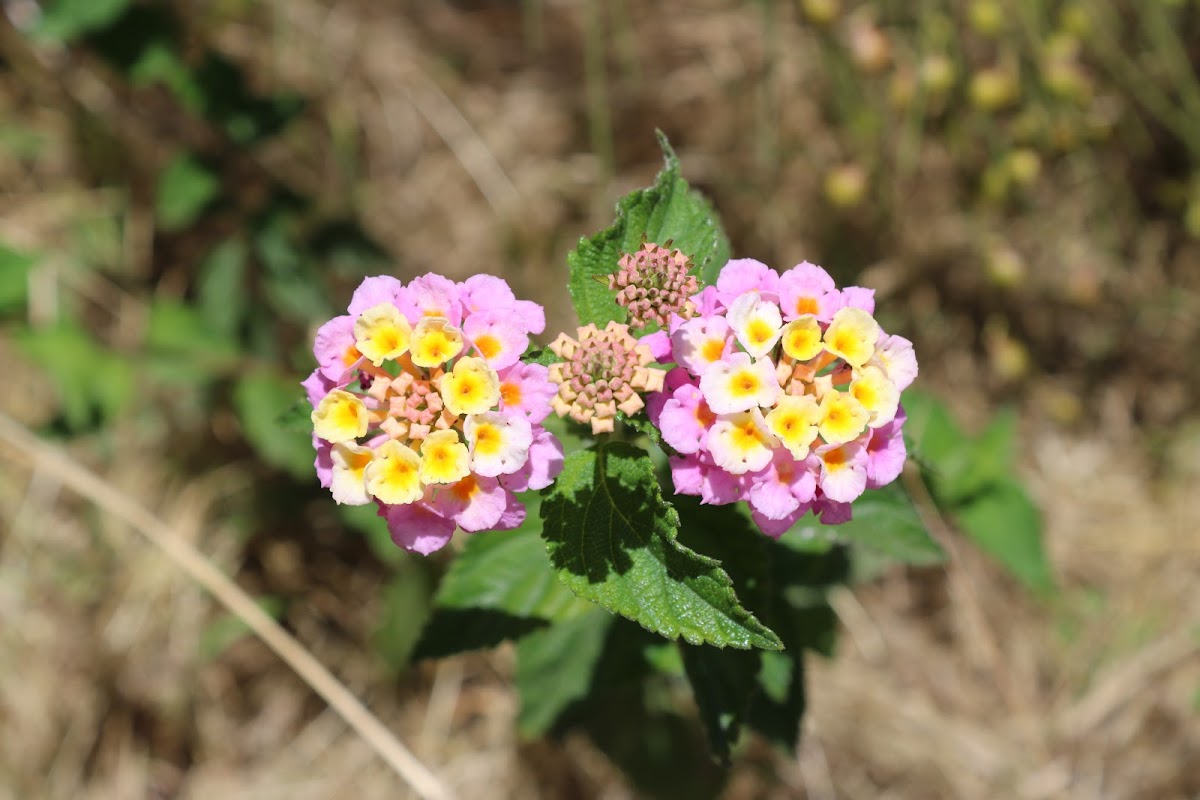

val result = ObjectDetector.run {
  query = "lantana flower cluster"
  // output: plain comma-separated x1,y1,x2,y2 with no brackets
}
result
646,259,918,536
303,273,563,554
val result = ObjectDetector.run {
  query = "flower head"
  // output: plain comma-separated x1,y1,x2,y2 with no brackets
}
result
306,273,563,554
648,257,916,537
547,321,665,434
609,241,699,329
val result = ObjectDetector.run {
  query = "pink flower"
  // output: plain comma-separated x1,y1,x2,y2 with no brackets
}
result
840,286,876,314
497,362,557,423
432,474,509,532
640,330,673,362
313,434,333,488
873,334,918,391
380,501,457,555
499,427,564,492
348,276,406,316
459,274,546,334
658,383,716,454
496,491,528,530
690,285,726,319
302,369,338,406
813,494,852,524
671,315,734,377
313,315,361,381
750,505,810,538
747,448,817,522
463,308,529,370
399,273,463,325
815,440,868,503
669,455,705,496
715,258,780,305
865,408,907,488
778,262,843,322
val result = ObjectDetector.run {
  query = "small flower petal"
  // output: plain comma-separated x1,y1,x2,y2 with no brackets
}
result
312,389,369,443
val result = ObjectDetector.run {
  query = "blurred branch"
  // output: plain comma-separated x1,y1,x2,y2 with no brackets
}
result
0,410,454,800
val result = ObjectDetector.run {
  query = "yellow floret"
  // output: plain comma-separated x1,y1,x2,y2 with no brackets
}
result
780,316,824,361
439,356,500,416
418,429,471,485
822,307,881,367
765,394,821,458
410,317,464,368
817,389,870,445
312,389,369,443
354,303,412,366
365,439,423,505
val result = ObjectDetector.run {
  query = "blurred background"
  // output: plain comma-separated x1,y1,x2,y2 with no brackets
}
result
1,0,1199,797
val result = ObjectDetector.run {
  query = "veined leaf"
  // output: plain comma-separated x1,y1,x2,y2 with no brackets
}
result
540,443,781,650
956,479,1054,593
566,131,729,326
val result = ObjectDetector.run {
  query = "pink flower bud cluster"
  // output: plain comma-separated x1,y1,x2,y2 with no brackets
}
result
609,241,700,329
304,273,563,555
547,321,666,434
646,259,918,537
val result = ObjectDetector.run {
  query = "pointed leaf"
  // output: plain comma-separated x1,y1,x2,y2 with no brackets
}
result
956,479,1054,593
566,131,729,326
540,443,781,650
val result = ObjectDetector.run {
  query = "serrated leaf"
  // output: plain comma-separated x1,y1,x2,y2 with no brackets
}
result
798,484,944,566
414,499,596,660
435,518,594,622
515,608,613,737
566,131,730,326
540,443,781,650
155,154,220,231
956,480,1054,593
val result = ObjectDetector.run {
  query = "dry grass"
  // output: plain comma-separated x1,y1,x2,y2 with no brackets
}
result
2,1,1199,798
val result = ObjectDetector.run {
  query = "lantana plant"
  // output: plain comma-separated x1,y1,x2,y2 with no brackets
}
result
305,134,941,760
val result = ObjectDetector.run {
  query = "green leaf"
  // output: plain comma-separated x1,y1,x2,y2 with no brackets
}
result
0,244,37,314
15,324,133,429
414,498,596,659
515,608,614,737
956,479,1054,593
680,644,759,760
540,443,781,650
436,515,595,622
199,596,285,660
799,484,944,566
155,154,220,231
33,0,131,41
566,131,730,326
373,563,434,673
233,373,316,479
198,238,248,338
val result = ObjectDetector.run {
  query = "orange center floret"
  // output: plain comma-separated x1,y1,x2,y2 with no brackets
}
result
501,382,522,406
475,335,502,359
796,296,819,315
702,339,726,362
450,474,479,500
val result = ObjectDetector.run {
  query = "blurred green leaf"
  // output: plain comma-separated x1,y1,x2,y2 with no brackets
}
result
956,479,1054,593
233,373,317,479
0,244,37,314
680,644,759,760
199,595,284,660
155,154,220,231
256,214,332,323
198,238,249,338
515,608,614,736
33,0,131,41
938,407,1019,505
541,443,781,650
810,484,945,566
16,324,133,430
567,131,729,326
373,563,434,673
128,41,205,112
